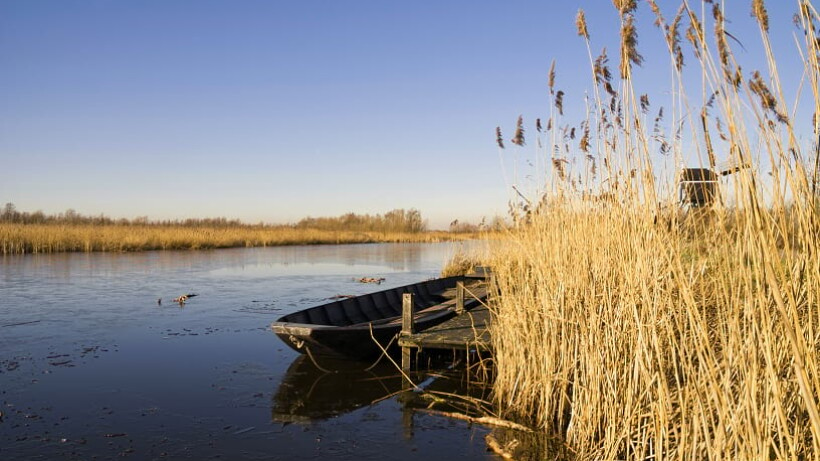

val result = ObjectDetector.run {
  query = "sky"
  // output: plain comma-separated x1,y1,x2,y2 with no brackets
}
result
0,1,811,229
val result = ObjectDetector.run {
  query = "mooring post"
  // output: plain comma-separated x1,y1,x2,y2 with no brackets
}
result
455,281,465,315
401,293,415,371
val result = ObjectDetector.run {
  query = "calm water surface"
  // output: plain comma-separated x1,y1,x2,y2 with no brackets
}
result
0,242,493,460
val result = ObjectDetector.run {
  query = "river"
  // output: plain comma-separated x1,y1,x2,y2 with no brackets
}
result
0,242,494,460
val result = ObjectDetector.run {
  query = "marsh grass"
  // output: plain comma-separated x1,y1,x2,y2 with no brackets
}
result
0,223,474,254
489,1,820,459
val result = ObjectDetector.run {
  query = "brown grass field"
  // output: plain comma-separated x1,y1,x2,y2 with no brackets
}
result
0,223,477,254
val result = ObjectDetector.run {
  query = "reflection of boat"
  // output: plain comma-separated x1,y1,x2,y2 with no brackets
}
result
271,355,403,423
271,275,487,358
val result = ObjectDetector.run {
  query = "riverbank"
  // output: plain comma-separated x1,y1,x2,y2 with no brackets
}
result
0,223,481,254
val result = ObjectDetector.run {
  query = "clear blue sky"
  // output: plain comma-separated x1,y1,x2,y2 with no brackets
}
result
0,1,808,228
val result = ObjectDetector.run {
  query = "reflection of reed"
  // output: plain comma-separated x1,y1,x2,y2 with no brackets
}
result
0,242,479,283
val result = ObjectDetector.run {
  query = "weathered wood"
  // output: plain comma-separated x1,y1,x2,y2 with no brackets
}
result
401,347,412,371
401,293,415,335
401,292,415,371
398,304,492,352
455,281,465,315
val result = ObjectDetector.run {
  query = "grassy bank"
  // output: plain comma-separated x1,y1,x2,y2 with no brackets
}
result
488,1,820,459
0,223,477,254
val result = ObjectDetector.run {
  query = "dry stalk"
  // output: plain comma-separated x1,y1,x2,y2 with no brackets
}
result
417,408,532,433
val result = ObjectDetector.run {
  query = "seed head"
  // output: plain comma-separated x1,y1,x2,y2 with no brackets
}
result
612,0,637,15
495,126,505,149
576,9,589,39
640,94,650,113
579,126,590,153
749,71,788,123
555,91,565,115
511,116,526,146
667,6,685,71
713,5,730,67
619,14,643,78
752,0,769,33
686,11,704,59
647,0,663,27
594,48,613,85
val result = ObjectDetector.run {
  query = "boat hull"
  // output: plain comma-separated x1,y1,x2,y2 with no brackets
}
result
271,275,486,359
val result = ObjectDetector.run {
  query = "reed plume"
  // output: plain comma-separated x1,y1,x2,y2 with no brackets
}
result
555,91,564,115
752,0,769,33
611,0,636,15
619,13,643,78
575,9,589,40
511,116,525,146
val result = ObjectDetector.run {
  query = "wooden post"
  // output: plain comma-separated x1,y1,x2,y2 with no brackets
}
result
455,281,465,314
402,293,415,335
401,293,415,371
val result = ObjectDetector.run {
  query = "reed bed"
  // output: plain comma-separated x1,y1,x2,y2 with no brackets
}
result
488,1,820,459
0,223,475,254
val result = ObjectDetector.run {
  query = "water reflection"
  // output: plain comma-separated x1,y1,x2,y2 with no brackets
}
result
271,356,404,423
271,352,495,425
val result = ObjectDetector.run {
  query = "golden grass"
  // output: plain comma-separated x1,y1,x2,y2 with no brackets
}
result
440,250,490,277
0,223,477,254
488,1,820,458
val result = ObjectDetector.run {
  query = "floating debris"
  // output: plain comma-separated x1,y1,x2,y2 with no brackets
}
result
172,293,198,304
328,294,355,300
1,320,41,328
356,277,385,284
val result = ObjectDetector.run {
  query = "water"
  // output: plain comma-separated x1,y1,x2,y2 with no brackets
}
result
0,242,493,460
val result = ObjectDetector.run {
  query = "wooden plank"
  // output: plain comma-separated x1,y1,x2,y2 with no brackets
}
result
398,304,492,352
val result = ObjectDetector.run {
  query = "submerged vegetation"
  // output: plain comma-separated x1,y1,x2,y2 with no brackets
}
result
0,206,477,254
488,1,820,459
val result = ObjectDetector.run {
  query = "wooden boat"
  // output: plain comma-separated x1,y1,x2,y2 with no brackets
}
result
271,275,487,359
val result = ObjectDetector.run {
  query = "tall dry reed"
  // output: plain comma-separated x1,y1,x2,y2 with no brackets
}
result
0,223,473,254
489,1,820,459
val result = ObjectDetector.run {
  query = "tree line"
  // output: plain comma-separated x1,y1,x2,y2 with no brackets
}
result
0,203,428,233
294,209,426,233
